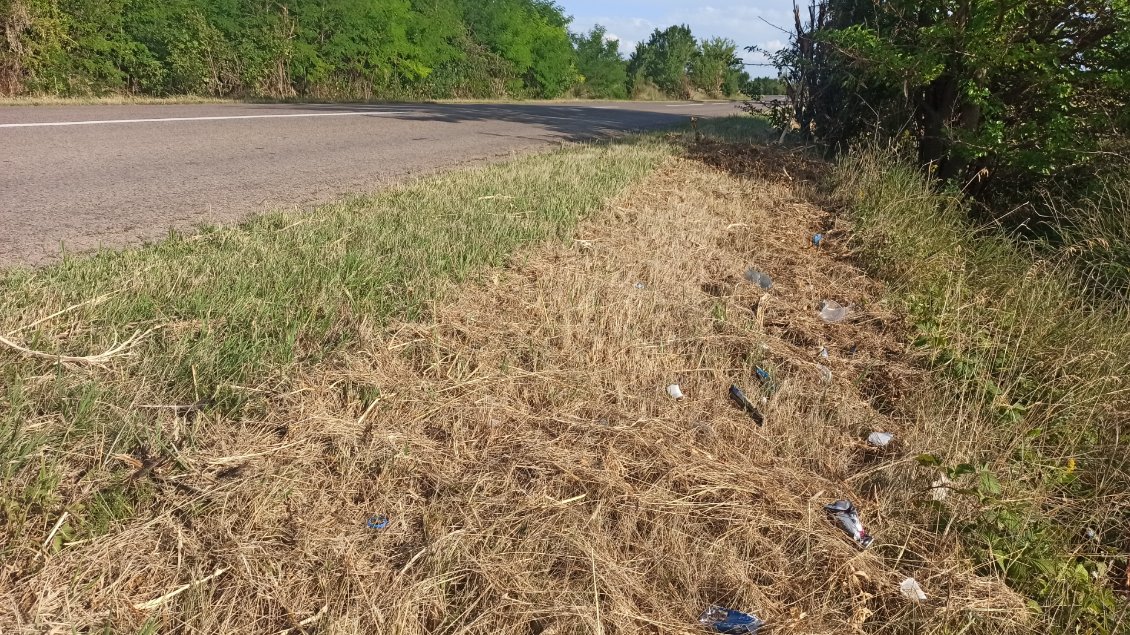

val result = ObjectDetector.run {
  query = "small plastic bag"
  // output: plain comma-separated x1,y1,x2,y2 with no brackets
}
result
867,432,894,447
819,300,848,322
744,269,773,290
899,577,927,601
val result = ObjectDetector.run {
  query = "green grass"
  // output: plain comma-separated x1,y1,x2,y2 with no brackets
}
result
690,114,775,144
0,95,232,106
0,136,672,553
834,146,1130,632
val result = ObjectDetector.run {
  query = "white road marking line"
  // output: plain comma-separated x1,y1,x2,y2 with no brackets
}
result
0,111,411,129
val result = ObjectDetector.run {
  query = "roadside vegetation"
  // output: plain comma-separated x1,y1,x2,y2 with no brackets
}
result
760,0,1130,629
2,3,1126,632
0,0,778,102
0,95,1125,632
834,148,1130,630
0,137,674,628
2,115,1050,634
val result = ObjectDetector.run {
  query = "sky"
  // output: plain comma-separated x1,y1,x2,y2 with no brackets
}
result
559,1,795,69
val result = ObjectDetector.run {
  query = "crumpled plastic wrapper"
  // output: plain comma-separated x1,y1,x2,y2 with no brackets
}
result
824,500,874,548
699,606,764,634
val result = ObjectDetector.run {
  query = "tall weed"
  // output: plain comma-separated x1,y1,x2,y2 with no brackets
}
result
836,146,1130,630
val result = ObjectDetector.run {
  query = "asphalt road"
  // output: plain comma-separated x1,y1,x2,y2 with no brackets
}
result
0,100,737,266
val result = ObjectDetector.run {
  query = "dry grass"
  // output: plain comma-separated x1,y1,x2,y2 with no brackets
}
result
2,148,1034,633
833,146,1130,630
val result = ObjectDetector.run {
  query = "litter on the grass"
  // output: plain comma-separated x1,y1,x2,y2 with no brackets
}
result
900,577,927,601
931,475,953,501
699,606,764,633
824,500,874,548
867,432,894,447
819,300,848,323
743,269,773,290
728,385,765,426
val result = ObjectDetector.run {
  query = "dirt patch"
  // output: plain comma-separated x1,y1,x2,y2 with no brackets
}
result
4,157,1031,633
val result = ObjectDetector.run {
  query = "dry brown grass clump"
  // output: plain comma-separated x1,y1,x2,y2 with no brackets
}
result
4,156,1032,633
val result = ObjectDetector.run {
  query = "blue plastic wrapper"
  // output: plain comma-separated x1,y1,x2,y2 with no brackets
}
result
813,233,824,247
699,606,764,634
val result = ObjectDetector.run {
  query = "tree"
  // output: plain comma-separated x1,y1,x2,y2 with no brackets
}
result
771,0,1130,201
690,36,739,96
627,24,696,98
460,0,577,97
744,76,784,97
571,25,626,98
0,0,583,99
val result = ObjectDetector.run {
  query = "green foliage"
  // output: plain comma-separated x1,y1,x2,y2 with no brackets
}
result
456,0,576,97
626,26,752,99
0,0,582,99
771,0,1130,210
689,37,744,97
3,1,762,101
837,146,1130,632
628,24,696,98
743,76,785,97
571,26,626,99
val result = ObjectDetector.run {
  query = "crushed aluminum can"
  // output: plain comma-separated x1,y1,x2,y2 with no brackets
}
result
699,606,764,634
867,432,894,447
729,385,764,426
824,500,874,548
667,384,685,400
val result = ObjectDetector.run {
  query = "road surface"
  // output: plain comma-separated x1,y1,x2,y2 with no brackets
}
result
0,100,737,266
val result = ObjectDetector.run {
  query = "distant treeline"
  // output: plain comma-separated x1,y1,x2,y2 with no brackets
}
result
0,0,781,100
